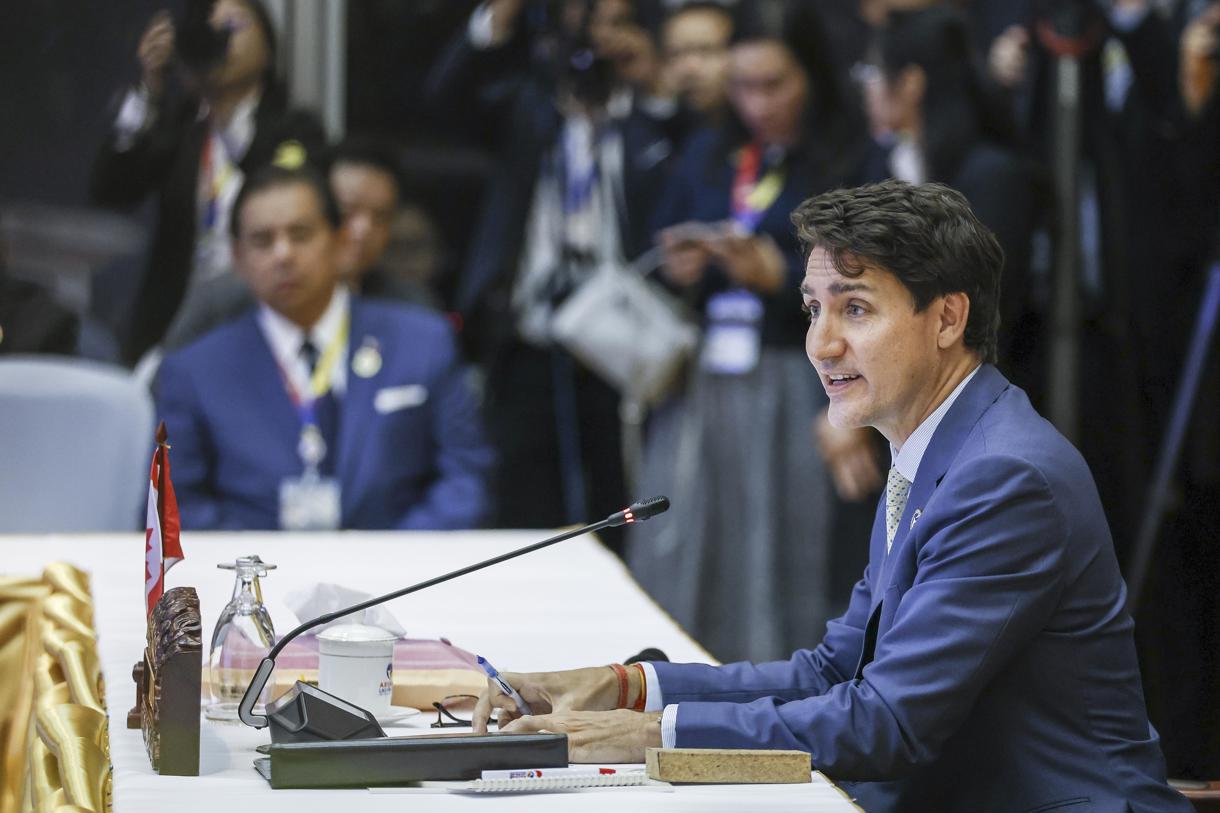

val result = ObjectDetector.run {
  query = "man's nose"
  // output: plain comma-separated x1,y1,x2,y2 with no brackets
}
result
807,315,845,364
347,212,371,240
272,233,294,263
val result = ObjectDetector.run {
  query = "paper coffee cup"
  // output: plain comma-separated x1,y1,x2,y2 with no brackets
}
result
317,624,397,716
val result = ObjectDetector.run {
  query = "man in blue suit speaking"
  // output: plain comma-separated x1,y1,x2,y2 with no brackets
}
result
472,181,1190,812
156,164,493,530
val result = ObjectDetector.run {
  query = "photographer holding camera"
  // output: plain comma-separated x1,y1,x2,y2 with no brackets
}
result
91,0,325,364
427,0,680,545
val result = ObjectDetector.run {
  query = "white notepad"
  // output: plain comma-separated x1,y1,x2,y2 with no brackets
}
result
451,771,655,793
368,770,671,794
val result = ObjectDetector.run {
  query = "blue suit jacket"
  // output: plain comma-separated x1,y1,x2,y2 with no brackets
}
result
653,366,1188,813
157,298,493,531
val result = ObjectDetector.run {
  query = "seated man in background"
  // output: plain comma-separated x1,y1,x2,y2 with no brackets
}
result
325,137,441,308
161,136,438,353
472,181,1190,813
157,164,492,530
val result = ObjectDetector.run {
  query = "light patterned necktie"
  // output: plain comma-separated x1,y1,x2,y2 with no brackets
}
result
885,466,912,553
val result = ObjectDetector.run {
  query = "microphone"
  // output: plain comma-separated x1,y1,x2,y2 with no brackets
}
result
604,496,670,526
238,496,671,742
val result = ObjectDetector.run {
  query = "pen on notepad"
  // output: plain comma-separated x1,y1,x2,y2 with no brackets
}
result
477,656,533,715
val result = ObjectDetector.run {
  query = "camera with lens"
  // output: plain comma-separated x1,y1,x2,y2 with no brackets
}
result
176,0,232,76
527,0,616,107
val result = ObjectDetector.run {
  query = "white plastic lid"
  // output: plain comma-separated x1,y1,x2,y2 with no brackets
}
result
317,623,397,656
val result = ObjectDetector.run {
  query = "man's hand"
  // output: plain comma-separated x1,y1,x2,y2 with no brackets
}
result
658,223,715,287
138,11,175,98
487,0,527,44
1180,3,1220,117
706,232,786,294
471,666,622,733
815,410,884,502
500,710,663,763
988,25,1030,90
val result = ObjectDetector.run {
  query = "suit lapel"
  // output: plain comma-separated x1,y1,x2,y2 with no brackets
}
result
867,364,1011,618
238,314,304,463
336,299,377,492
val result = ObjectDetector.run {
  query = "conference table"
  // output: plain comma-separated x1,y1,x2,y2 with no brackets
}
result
2,531,860,812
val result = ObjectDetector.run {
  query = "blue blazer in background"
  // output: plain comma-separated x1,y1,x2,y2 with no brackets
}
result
652,365,1189,813
157,298,494,531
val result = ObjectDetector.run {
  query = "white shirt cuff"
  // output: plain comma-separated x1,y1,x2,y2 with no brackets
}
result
661,704,679,748
468,2,509,50
114,86,153,151
640,662,663,711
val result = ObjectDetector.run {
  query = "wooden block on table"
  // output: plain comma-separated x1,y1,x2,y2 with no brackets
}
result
645,747,811,784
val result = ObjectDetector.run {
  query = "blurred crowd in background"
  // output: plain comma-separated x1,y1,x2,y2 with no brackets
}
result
1,0,1218,781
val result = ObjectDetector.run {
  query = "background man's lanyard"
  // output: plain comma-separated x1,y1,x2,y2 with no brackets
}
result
731,143,785,235
274,313,350,470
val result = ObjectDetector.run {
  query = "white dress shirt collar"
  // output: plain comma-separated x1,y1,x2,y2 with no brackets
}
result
256,285,351,399
888,135,927,186
197,87,261,161
890,364,981,483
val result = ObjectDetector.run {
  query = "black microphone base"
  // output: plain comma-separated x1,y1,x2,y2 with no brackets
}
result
254,731,570,789
265,681,386,744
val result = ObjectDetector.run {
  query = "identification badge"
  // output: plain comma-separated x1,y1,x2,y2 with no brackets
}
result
279,472,341,531
700,290,763,375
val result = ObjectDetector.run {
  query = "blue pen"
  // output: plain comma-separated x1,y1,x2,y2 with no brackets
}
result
477,656,533,716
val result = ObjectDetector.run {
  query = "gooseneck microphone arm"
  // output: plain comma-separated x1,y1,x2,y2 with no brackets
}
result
238,496,670,729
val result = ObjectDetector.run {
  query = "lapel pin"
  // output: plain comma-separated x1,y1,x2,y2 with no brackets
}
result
352,339,382,379
910,508,922,530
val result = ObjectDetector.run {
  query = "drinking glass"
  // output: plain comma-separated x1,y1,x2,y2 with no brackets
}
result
205,555,277,721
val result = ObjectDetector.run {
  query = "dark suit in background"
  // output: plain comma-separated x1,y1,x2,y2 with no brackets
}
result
90,85,325,363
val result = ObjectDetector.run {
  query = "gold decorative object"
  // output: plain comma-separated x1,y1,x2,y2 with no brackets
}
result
0,563,112,813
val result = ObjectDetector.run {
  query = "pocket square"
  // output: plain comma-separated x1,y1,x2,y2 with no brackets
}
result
373,385,428,414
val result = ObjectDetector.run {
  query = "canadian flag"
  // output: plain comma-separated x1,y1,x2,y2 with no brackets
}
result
145,421,184,617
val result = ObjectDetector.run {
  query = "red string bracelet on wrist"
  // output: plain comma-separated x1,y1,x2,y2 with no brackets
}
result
630,662,648,712
608,663,629,709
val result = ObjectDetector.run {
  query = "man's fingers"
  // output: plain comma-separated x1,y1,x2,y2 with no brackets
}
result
850,448,883,490
495,706,521,729
839,467,865,502
840,458,867,502
473,676,524,732
499,713,547,734
472,690,493,734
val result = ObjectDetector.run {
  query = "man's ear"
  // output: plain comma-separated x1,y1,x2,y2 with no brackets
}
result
936,292,970,350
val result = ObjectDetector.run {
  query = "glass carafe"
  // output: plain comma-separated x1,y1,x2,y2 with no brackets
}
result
205,556,277,721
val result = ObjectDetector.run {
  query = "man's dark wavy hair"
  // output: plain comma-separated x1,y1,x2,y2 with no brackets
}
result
791,180,1003,364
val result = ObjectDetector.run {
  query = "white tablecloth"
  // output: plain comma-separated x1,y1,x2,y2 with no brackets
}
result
1,531,860,812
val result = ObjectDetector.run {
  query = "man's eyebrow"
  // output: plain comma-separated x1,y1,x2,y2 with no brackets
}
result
828,281,873,295
800,280,874,297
